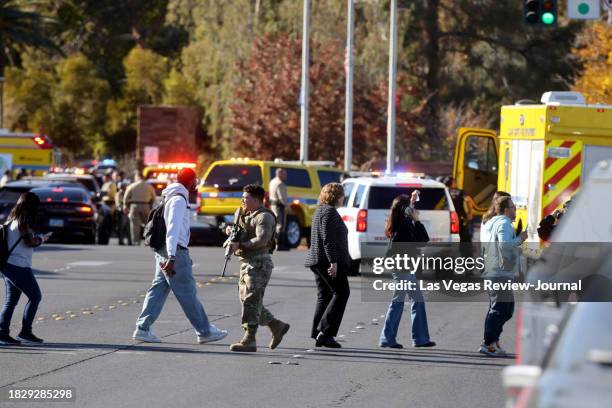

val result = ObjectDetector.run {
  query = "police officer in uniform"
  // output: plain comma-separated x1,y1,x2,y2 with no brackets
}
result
115,173,132,245
226,184,290,352
123,171,157,245
269,168,288,250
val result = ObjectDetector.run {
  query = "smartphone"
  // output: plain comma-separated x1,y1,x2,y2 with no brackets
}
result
414,189,420,202
42,232,53,240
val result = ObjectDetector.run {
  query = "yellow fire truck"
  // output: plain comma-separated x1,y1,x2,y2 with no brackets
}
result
0,131,57,176
453,91,612,240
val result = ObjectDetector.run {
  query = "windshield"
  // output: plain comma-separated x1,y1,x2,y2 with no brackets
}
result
48,177,98,194
33,188,88,202
367,187,449,210
203,165,262,191
0,188,29,204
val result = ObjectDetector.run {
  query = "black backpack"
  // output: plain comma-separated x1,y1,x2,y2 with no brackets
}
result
0,223,22,269
143,194,188,251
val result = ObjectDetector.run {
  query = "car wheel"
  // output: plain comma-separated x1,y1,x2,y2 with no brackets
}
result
285,216,302,249
85,231,97,245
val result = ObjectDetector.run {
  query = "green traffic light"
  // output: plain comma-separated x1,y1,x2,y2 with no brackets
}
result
541,12,555,25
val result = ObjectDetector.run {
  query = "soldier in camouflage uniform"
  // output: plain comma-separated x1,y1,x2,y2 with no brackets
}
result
226,184,290,352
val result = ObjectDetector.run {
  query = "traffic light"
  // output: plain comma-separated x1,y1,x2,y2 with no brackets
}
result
524,0,540,25
540,0,557,26
523,0,557,27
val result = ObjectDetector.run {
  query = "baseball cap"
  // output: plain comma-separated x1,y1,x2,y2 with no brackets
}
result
177,167,197,185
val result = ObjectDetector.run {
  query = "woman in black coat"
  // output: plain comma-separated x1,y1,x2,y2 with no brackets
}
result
305,182,350,348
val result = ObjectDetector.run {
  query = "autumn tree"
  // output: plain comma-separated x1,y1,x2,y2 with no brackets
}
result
230,33,420,169
572,22,612,103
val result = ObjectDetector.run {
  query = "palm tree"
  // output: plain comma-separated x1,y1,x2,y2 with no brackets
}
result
0,0,60,70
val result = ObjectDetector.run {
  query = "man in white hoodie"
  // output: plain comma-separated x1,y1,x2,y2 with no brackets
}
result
479,196,526,357
133,168,228,344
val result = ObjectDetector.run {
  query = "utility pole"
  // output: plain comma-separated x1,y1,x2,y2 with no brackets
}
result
344,0,355,172
386,0,398,174
300,0,310,162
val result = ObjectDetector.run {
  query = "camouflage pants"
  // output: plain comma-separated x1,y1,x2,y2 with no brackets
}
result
239,255,275,331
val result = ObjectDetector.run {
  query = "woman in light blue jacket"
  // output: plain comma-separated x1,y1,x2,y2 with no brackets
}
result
479,195,526,357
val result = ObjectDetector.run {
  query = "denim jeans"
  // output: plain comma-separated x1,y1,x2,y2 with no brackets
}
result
379,271,431,346
483,288,514,345
0,263,42,336
136,247,211,336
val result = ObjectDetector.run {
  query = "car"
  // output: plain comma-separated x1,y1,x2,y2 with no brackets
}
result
0,180,91,223
337,175,460,275
42,174,101,199
503,301,612,408
40,174,115,243
198,158,345,248
30,186,98,244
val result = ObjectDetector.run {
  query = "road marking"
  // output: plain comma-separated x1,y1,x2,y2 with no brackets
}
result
67,261,111,267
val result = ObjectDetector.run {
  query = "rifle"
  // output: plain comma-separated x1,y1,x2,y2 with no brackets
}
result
221,208,243,277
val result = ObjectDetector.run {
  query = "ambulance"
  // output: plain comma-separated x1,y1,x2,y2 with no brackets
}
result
453,91,612,240
0,130,57,175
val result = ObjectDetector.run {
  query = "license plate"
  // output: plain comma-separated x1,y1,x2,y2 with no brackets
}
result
49,219,64,227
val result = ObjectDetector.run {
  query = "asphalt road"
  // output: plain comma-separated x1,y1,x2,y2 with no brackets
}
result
0,243,515,408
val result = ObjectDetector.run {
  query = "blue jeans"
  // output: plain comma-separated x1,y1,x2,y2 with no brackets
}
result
0,263,42,336
483,289,514,345
379,271,431,346
136,247,211,336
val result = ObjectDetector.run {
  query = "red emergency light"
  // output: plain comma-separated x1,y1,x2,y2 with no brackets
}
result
32,135,52,149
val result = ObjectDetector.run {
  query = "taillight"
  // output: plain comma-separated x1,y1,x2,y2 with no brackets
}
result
450,211,460,234
78,206,93,213
357,209,368,232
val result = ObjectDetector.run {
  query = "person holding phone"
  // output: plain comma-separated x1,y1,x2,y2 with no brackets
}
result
0,192,51,345
379,191,436,349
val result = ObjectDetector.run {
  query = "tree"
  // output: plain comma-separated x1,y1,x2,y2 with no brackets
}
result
0,0,60,71
572,22,612,103
230,33,420,169
4,51,111,156
105,46,169,154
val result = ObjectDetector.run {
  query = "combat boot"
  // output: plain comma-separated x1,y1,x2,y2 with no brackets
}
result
229,329,257,352
268,319,290,350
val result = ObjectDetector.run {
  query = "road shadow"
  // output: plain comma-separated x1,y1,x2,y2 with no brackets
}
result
35,245,88,252
0,341,511,369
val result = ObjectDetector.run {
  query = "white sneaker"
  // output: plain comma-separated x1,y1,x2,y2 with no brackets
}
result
495,341,508,356
197,324,228,344
133,328,162,343
478,343,505,357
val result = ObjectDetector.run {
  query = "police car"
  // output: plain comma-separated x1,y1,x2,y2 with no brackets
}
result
338,175,460,274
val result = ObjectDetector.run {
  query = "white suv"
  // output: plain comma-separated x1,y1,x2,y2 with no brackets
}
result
338,176,461,274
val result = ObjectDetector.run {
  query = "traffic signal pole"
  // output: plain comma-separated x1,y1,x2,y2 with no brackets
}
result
386,0,398,174
344,0,355,172
300,0,310,162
